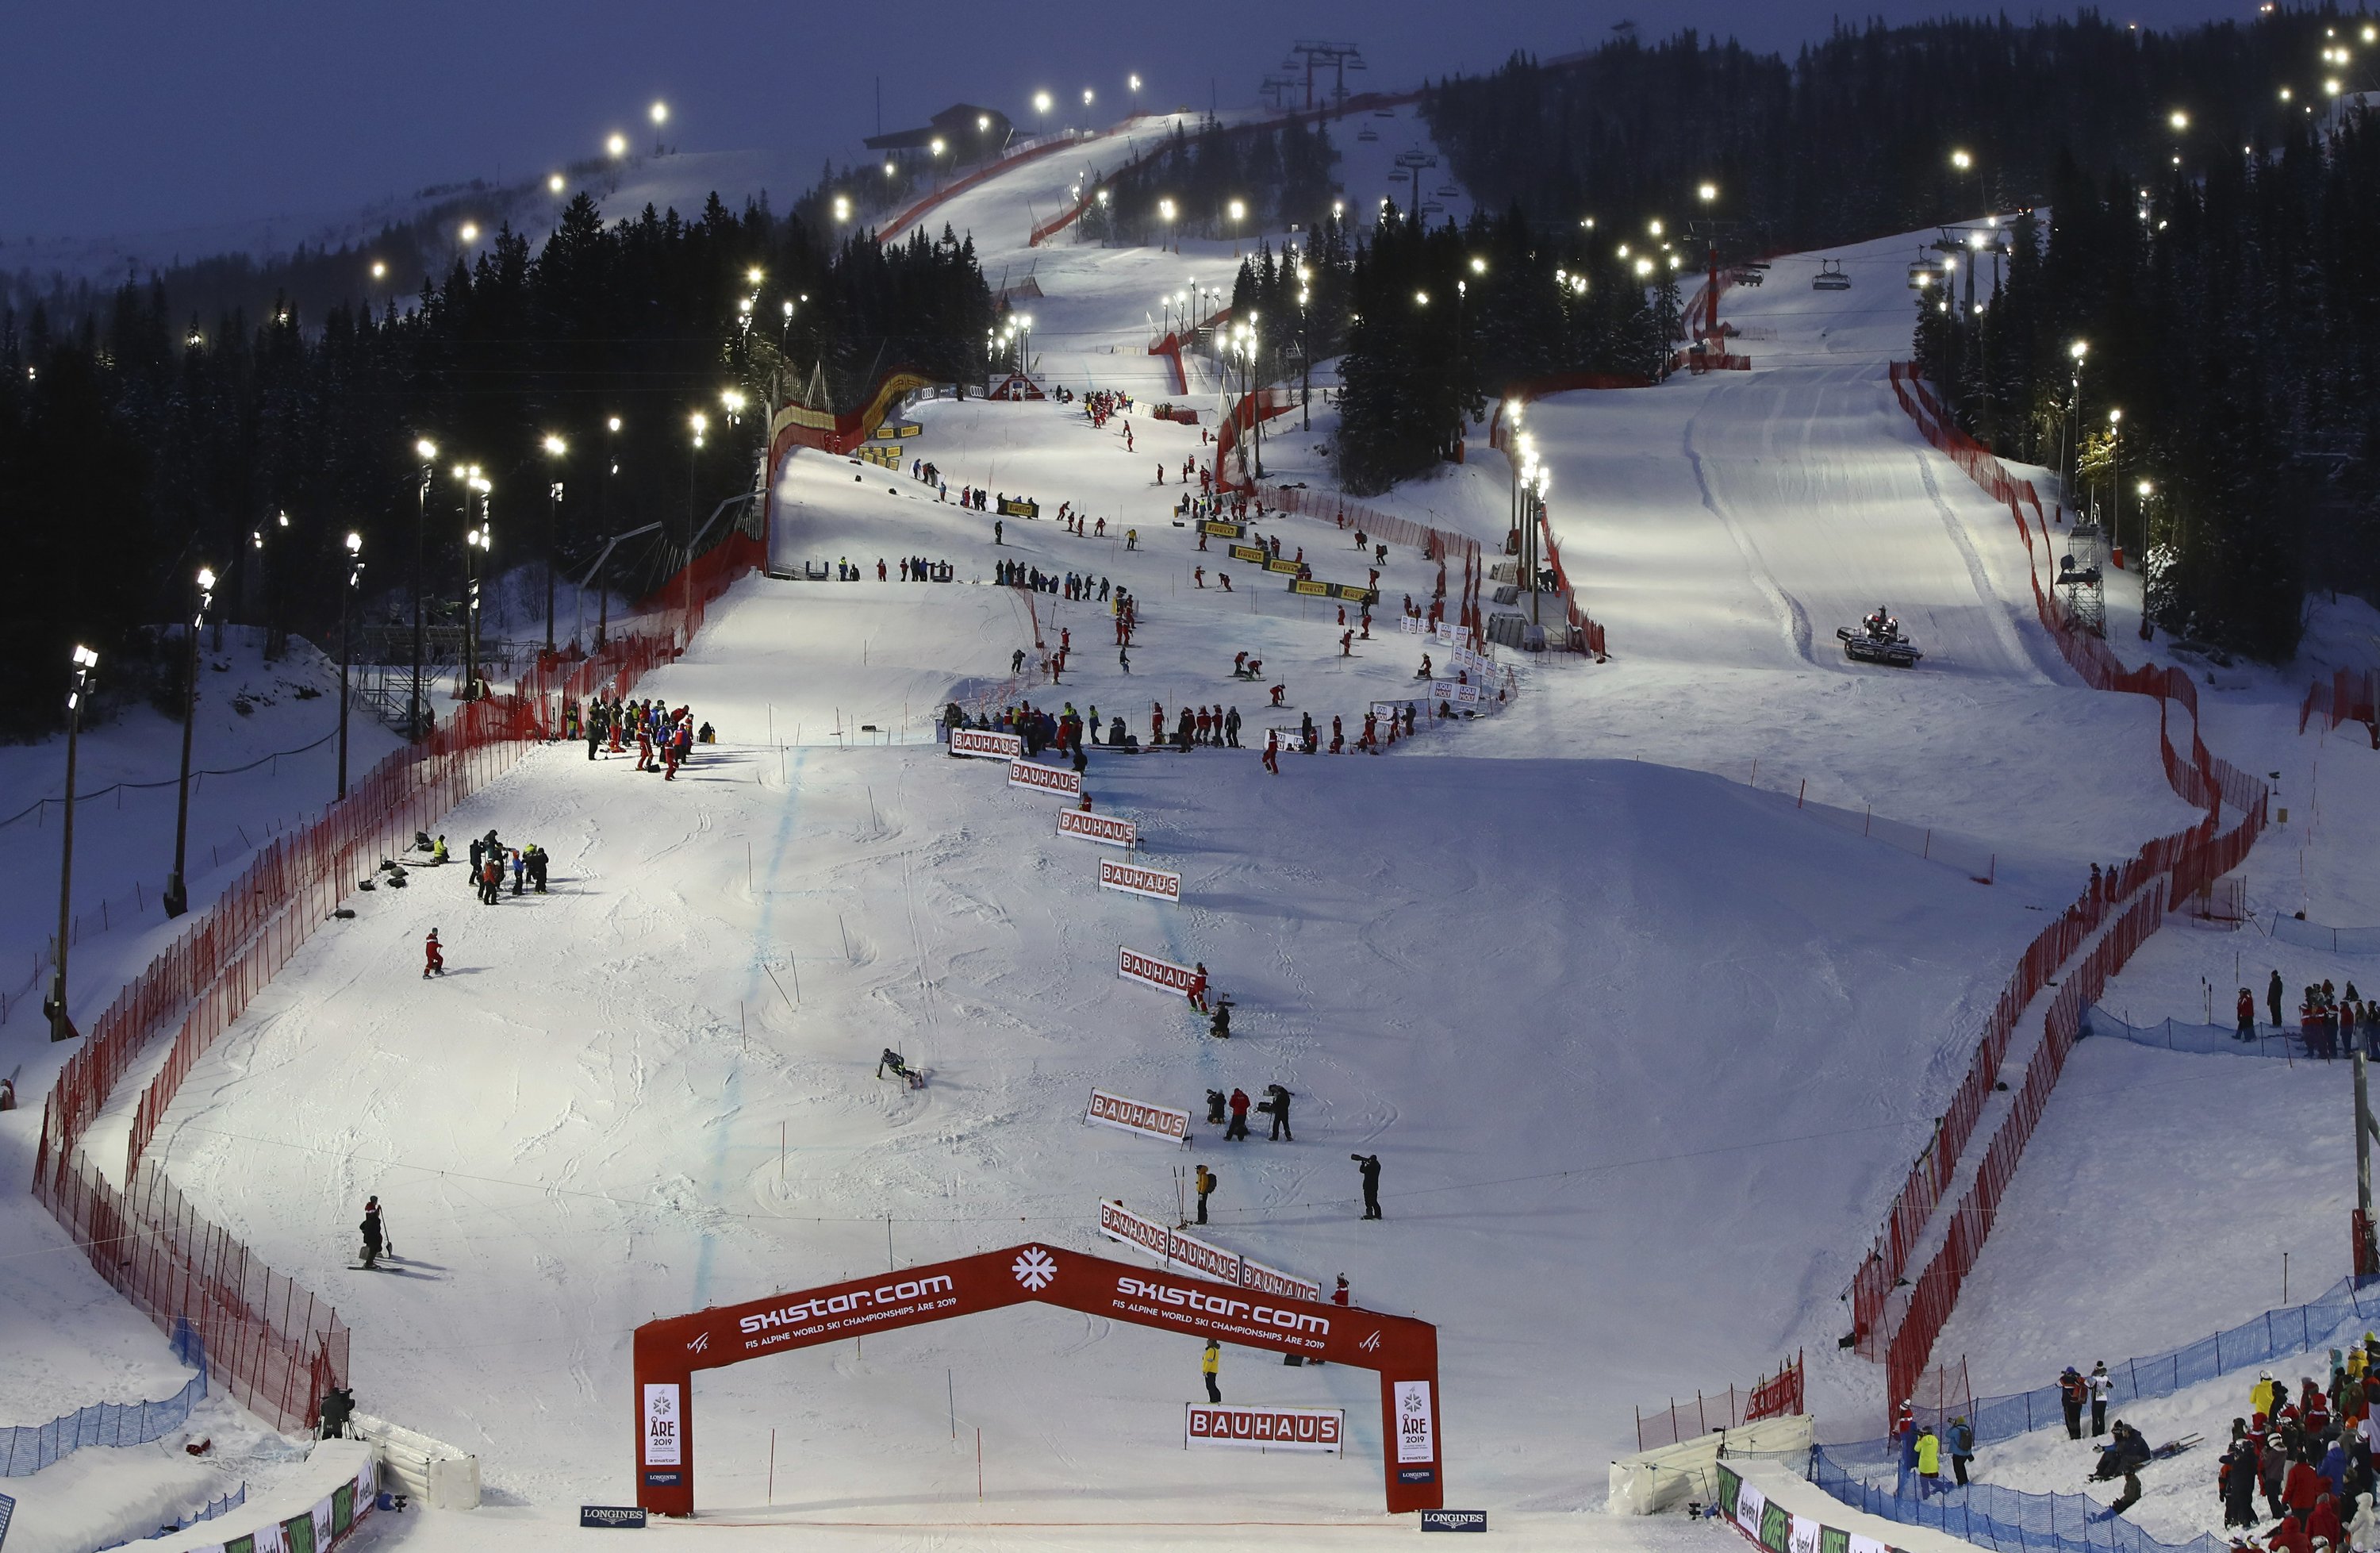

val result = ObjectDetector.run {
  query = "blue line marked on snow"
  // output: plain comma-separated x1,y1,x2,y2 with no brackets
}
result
693,748,807,1309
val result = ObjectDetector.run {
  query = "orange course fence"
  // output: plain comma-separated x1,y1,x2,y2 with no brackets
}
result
1254,481,1609,659
32,522,764,1436
2301,667,2378,738
1856,364,2267,1424
1634,1351,1807,1450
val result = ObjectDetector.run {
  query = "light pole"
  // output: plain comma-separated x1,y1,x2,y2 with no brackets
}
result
598,417,620,651
47,644,99,1042
2065,341,2088,514
542,434,567,655
2107,409,2124,562
455,464,490,698
163,565,213,918
1159,198,1177,254
412,438,436,737
338,533,363,798
1228,198,1246,256
685,413,708,637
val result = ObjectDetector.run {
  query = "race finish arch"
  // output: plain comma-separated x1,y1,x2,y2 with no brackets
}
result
631,1242,1445,1516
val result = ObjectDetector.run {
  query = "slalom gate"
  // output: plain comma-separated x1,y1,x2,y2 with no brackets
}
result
1841,365,2270,1424
31,525,764,1434
631,1243,1444,1516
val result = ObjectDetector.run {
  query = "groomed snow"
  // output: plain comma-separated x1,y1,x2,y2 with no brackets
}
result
17,93,2378,1553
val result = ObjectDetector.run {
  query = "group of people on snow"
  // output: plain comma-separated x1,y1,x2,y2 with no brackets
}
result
2232,974,2371,1059
2214,1347,2380,1551
574,694,705,779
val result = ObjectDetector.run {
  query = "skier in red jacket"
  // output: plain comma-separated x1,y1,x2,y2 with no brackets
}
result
422,929,445,978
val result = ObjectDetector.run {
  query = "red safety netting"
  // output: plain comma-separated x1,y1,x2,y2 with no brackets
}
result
1252,482,1609,659
1634,1351,1806,1450
33,526,763,1436
41,1151,350,1434
2301,667,2379,737
1856,364,2271,1427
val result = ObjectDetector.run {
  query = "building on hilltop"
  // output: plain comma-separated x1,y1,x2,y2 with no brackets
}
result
865,105,1015,164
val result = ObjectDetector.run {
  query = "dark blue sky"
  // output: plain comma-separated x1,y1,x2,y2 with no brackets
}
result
1,0,2252,240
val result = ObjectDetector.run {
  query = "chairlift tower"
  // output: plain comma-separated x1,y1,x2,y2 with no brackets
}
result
1285,41,1367,113
2057,514,2108,639
1392,148,1437,215
1933,225,2009,325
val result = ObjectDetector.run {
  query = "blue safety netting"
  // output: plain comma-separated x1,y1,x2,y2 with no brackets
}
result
2082,1005,2366,1061
2266,916,2380,957
1860,1276,2380,1450
94,1482,246,1551
1,1320,206,1477
1810,1444,2226,1553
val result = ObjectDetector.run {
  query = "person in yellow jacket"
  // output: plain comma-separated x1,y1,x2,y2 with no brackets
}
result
2252,1370,2278,1419
1914,1426,1944,1498
1200,1339,1221,1404
1195,1165,1216,1225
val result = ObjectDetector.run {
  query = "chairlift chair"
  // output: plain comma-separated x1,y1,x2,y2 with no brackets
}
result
1372,107,1395,117
1357,126,1379,142
1813,259,1852,291
1435,183,1458,197
1907,251,1947,290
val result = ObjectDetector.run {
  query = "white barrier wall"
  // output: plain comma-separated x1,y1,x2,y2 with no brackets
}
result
1606,1413,1814,1516
349,1412,480,1510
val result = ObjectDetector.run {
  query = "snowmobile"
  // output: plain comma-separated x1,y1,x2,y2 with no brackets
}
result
1837,611,1923,667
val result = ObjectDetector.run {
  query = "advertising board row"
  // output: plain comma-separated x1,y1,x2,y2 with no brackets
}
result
1098,857,1180,902
1117,946,1197,995
1058,809,1135,848
1006,759,1081,798
1096,1199,1321,1301
1714,1462,1905,1553
1084,1089,1190,1143
949,728,1023,760
1185,1402,1344,1453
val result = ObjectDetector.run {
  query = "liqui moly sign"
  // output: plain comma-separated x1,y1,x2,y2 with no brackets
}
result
1099,858,1181,903
1008,759,1081,796
950,728,1022,760
1117,947,1196,994
1186,1403,1345,1453
1058,809,1137,848
1084,1089,1190,1143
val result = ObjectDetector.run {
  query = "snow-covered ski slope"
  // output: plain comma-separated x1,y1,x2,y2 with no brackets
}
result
60,139,2278,1549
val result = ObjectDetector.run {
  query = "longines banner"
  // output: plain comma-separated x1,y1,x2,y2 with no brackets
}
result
1084,1090,1190,1143
1008,759,1082,797
1117,946,1196,994
950,728,1023,760
1186,1403,1345,1453
1058,809,1137,848
1099,858,1181,902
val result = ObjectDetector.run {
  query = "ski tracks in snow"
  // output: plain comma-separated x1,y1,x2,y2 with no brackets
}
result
1683,384,1815,667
